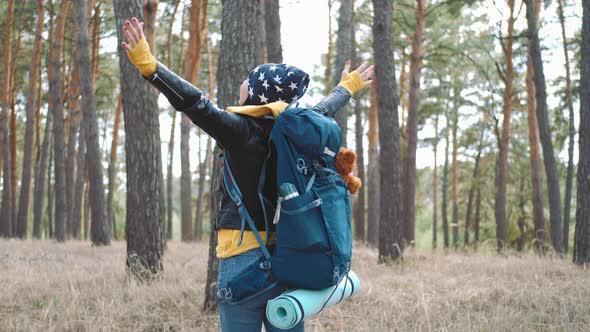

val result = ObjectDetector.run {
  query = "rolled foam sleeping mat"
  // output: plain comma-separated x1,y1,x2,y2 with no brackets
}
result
266,271,361,330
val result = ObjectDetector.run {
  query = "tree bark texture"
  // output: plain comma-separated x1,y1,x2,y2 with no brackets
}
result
495,0,515,252
367,80,379,246
451,84,459,250
574,0,590,265
16,0,45,238
402,0,425,246
442,113,450,249
75,0,109,245
108,93,123,241
373,0,403,262
465,127,484,247
264,0,283,63
113,0,164,278
526,0,563,253
72,123,86,240
432,114,439,249
0,0,15,238
332,0,353,144
558,0,576,253
49,0,72,242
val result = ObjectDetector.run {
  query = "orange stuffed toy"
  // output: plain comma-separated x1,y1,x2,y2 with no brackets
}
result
333,147,362,195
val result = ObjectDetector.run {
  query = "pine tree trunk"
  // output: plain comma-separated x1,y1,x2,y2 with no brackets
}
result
264,0,282,63
465,128,484,247
442,113,450,249
332,0,353,144
402,0,425,246
66,59,80,238
525,0,563,253
558,0,576,253
451,84,460,251
203,0,259,310
495,0,515,252
517,177,526,252
367,80,379,247
573,0,590,265
474,187,481,248
181,0,208,242
16,0,45,238
34,108,53,239
373,0,403,262
114,0,164,279
432,114,439,249
72,123,86,240
47,144,54,239
324,0,334,95
0,0,15,238
48,0,72,242
354,96,366,242
195,136,211,241
75,0,109,245
107,93,123,241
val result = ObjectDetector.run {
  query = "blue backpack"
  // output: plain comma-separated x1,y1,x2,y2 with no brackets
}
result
220,106,352,294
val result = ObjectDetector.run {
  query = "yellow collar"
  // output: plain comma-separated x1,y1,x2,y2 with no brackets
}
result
226,101,288,118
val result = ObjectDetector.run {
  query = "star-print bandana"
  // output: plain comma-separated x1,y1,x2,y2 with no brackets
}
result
245,63,310,106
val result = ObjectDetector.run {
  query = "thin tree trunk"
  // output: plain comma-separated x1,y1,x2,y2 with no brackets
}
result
402,0,425,246
34,0,55,238
332,0,353,144
442,112,450,249
16,0,45,238
47,143,54,239
398,47,407,134
264,0,282,63
495,0,515,252
517,177,526,252
324,0,334,95
451,83,460,251
75,0,109,245
526,0,563,253
49,0,72,242
354,97,366,242
373,0,403,262
114,0,164,279
0,0,15,238
367,80,379,247
107,93,123,241
72,123,86,240
181,0,209,242
465,127,484,247
432,114,439,249
474,187,481,248
165,0,183,241
66,56,80,239
558,0,576,254
195,136,211,241
573,0,590,265
84,176,89,240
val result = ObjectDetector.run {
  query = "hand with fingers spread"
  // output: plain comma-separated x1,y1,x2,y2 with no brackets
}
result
121,17,157,77
338,60,375,95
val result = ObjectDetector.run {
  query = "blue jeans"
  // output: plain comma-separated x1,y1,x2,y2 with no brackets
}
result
218,249,305,332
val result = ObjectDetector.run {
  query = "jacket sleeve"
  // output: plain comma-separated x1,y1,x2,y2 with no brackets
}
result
147,62,248,149
310,86,351,118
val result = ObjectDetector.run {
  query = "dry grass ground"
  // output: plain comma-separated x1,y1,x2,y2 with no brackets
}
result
1,240,589,332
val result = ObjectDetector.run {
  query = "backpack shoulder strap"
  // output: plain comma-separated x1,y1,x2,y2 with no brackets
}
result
220,153,272,261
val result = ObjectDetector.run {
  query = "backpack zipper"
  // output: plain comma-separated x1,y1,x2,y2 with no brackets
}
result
152,73,185,101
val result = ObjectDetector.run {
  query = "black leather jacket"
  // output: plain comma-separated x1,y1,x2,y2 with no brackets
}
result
148,62,351,232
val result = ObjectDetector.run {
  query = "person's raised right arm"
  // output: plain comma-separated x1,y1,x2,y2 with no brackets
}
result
121,17,247,149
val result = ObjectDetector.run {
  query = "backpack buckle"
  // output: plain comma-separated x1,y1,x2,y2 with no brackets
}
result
259,260,272,271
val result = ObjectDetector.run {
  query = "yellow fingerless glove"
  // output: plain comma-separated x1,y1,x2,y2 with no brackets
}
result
338,70,364,95
126,37,157,77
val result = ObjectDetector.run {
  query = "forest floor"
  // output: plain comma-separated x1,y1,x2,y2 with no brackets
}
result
1,240,589,332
